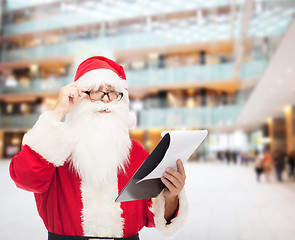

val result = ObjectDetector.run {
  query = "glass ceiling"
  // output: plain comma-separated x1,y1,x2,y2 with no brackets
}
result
5,0,242,12
3,0,295,40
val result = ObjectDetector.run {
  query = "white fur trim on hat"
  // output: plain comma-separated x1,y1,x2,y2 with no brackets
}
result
150,189,189,238
76,69,128,92
22,111,75,167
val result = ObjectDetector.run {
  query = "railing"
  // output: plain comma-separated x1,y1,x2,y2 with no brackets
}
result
238,60,268,80
1,22,231,62
0,76,72,94
1,41,77,62
3,10,292,62
0,105,242,129
126,63,235,86
0,60,268,95
0,113,40,129
139,105,243,128
4,0,234,27
5,0,60,11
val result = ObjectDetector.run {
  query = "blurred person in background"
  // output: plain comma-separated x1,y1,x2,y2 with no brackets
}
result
232,150,238,164
254,150,263,182
9,56,188,240
273,149,285,182
225,150,231,164
287,150,295,179
262,149,273,182
240,152,249,166
216,151,222,161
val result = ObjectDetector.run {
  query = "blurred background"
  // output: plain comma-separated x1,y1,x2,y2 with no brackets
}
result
1,0,295,240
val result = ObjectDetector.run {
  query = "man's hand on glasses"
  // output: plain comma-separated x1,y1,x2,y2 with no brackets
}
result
53,82,88,121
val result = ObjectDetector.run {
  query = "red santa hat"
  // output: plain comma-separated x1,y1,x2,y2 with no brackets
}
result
74,56,128,92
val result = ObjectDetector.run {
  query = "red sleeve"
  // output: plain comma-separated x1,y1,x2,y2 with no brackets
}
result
9,144,55,193
145,198,156,228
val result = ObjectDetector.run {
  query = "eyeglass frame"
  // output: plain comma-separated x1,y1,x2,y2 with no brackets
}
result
84,90,124,102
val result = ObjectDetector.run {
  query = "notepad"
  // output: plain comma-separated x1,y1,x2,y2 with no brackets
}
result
115,130,208,202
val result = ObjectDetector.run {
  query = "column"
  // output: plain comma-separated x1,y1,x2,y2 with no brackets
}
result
284,105,295,154
0,131,3,159
267,117,286,153
0,0,4,61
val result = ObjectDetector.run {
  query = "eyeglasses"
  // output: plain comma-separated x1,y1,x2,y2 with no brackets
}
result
85,90,123,101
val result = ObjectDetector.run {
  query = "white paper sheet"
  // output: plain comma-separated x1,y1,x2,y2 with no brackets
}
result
137,130,208,183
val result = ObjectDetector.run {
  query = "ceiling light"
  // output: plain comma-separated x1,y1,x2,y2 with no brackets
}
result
30,64,38,72
259,137,271,144
284,105,292,114
267,117,272,124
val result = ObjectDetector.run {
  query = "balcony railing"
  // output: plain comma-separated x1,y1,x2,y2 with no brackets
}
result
0,60,267,95
6,0,290,12
3,10,292,63
4,0,234,32
1,41,77,62
126,63,235,86
3,4,294,63
2,23,231,62
0,113,40,129
139,105,243,128
0,104,242,129
5,0,59,11
0,76,72,94
238,60,268,80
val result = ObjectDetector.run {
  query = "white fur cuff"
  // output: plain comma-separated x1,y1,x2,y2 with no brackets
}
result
151,189,188,238
22,111,75,167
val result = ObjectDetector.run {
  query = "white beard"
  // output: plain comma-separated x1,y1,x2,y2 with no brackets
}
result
65,99,135,186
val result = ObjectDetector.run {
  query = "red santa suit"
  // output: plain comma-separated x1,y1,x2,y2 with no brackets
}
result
10,112,188,238
9,56,188,239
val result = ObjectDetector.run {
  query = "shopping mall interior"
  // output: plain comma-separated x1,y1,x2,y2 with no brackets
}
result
1,0,295,240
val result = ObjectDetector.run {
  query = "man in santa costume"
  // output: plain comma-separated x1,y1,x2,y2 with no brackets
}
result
10,56,188,240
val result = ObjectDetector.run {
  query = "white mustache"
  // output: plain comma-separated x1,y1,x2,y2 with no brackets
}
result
92,101,116,112
75,98,129,116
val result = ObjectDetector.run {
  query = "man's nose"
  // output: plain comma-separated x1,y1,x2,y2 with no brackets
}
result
101,93,110,103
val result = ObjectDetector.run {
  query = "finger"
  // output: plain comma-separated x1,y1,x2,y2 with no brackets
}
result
67,88,79,103
69,83,81,97
67,82,78,88
166,167,185,183
77,86,82,97
177,160,186,176
68,87,78,97
81,92,87,98
76,92,87,104
161,176,177,194
72,87,87,103
73,89,80,103
76,84,89,92
74,84,86,97
163,172,182,189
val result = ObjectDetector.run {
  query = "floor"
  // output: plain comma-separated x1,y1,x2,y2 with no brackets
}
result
1,160,295,240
